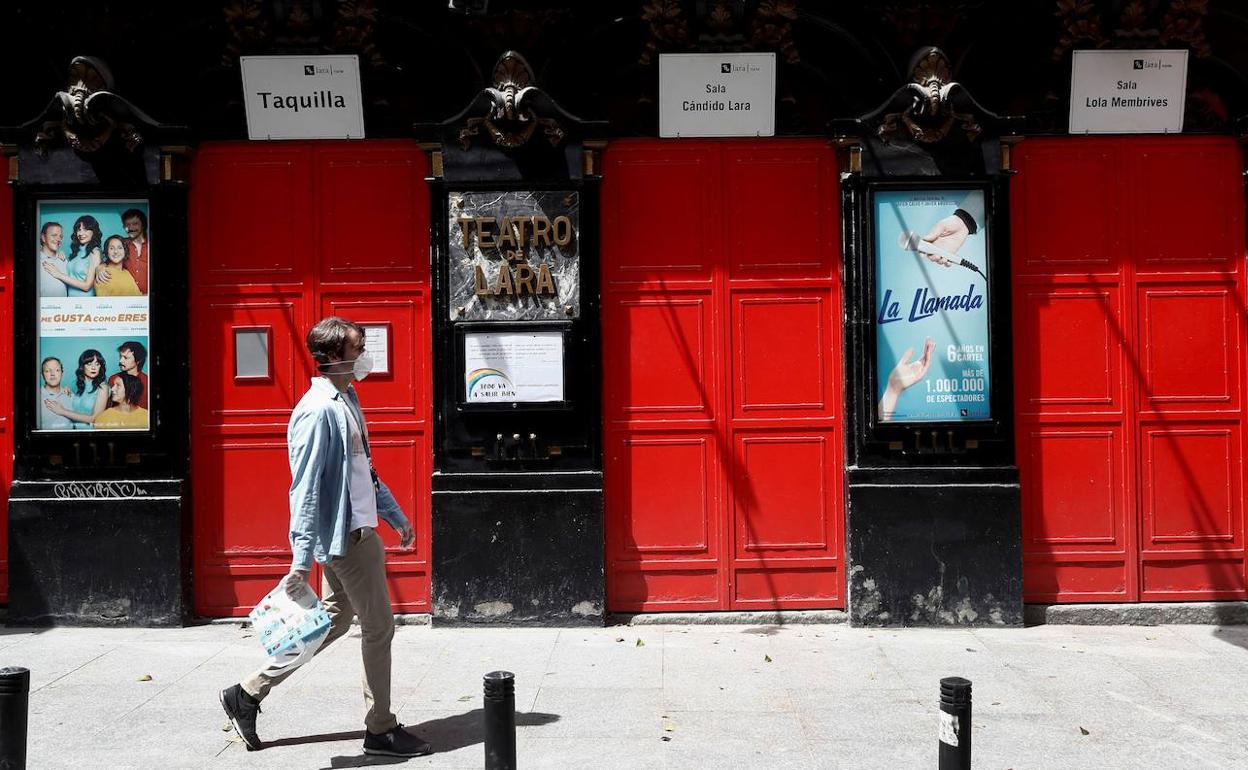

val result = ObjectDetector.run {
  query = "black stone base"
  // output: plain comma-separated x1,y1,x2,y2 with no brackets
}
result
432,471,603,626
846,467,1022,627
7,480,188,626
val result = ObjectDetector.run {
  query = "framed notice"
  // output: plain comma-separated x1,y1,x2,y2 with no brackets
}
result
362,323,391,376
871,186,991,424
35,199,152,432
462,330,565,405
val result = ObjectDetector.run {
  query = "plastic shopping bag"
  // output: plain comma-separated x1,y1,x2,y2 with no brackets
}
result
248,575,333,671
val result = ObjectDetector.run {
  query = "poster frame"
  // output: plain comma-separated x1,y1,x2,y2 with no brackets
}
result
453,321,573,412
31,195,153,435
859,177,1014,455
10,183,190,480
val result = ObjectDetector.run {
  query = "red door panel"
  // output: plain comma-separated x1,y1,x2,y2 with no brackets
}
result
1138,287,1238,408
192,141,431,617
1134,142,1242,269
1021,429,1126,545
1015,136,1247,603
196,150,313,282
604,139,843,612
602,146,719,284
1015,287,1124,410
1012,144,1121,275
733,294,832,415
603,294,718,423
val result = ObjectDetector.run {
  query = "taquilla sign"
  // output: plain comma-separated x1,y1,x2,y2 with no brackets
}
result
240,55,365,140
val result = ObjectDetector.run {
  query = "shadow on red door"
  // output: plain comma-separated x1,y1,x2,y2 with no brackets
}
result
602,139,845,612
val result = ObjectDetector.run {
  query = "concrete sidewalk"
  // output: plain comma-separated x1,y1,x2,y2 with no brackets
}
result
1,621,1244,769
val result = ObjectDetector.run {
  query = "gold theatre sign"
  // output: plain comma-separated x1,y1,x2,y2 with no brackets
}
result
457,214,573,298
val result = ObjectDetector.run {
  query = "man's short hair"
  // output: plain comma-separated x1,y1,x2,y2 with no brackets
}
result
306,316,364,365
40,221,62,238
119,340,147,370
40,356,62,371
120,208,147,233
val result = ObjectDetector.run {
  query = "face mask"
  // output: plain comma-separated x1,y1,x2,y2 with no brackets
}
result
322,352,373,381
350,352,374,381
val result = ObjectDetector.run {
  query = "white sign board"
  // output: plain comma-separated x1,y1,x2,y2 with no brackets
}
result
362,324,389,375
241,55,365,140
659,53,775,138
464,331,564,403
1069,49,1188,134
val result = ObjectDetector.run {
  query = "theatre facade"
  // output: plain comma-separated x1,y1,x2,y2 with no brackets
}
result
1,1,1246,626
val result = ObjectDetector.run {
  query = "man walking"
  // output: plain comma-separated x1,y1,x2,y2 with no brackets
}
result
220,316,431,757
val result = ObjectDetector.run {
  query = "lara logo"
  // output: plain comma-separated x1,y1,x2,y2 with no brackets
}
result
719,61,762,74
302,63,345,76
53,481,149,499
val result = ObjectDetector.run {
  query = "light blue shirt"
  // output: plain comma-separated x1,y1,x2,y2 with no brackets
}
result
39,249,69,297
39,386,73,429
287,377,408,571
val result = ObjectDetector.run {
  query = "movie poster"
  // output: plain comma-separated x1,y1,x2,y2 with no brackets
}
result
35,200,151,432
874,189,991,423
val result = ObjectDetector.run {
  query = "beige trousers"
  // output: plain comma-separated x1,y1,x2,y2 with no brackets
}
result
242,527,398,734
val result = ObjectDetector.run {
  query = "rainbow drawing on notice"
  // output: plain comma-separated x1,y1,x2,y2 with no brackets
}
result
467,367,512,394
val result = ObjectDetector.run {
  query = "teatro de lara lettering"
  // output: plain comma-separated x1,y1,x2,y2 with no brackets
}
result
458,214,571,298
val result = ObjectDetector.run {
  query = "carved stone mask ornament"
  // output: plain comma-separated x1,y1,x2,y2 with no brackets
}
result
458,51,566,150
876,47,984,144
28,56,161,156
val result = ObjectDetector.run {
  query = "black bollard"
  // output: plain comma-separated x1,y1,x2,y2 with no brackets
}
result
938,677,971,770
483,670,516,770
0,666,30,770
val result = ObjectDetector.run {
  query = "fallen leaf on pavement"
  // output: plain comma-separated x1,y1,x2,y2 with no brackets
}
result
636,638,645,647
764,655,773,663
1079,727,1090,736
458,696,472,702
137,674,153,682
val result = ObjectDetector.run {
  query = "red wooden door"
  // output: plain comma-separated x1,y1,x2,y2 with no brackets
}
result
1014,136,1248,602
603,139,845,612
0,177,12,603
191,141,432,616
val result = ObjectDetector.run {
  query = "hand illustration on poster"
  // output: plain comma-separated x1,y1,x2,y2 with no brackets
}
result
875,189,990,423
35,200,151,432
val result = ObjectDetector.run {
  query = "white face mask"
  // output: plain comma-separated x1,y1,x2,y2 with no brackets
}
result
323,352,373,381
350,352,374,381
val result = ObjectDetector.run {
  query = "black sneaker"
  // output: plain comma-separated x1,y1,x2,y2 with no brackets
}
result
219,683,263,751
363,724,432,757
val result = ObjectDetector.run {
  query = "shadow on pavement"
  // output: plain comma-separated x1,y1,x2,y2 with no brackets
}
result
265,730,365,749
402,709,560,753
323,755,408,768
1210,626,1248,652
266,709,560,768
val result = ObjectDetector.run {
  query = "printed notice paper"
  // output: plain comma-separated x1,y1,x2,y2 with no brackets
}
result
464,331,564,403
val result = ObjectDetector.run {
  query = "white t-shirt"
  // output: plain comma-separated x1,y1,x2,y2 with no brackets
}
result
342,399,378,531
